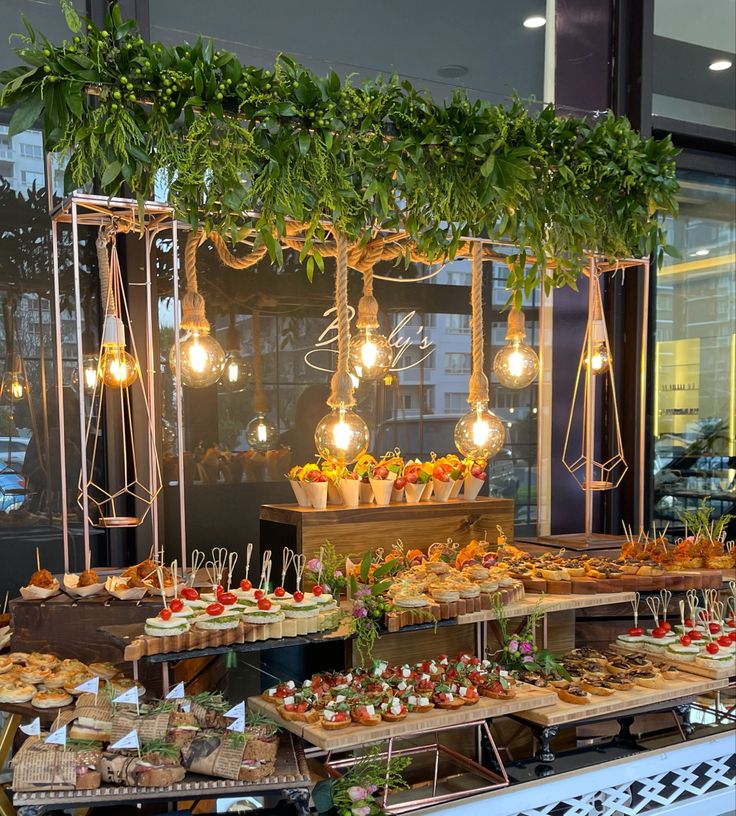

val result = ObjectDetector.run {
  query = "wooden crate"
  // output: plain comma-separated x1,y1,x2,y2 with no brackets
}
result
259,497,514,586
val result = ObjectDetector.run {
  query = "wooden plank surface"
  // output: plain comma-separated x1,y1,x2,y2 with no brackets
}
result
514,672,727,726
248,683,557,751
608,642,735,680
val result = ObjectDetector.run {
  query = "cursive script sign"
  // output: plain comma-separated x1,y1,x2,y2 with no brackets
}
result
304,307,435,374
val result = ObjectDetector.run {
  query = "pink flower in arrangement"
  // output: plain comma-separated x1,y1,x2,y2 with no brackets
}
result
322,583,331,593
334,570,343,578
348,786,368,802
507,640,519,654
522,654,534,663
355,587,371,598
352,807,371,816
353,605,368,618
367,784,378,794
307,558,323,573
520,640,533,655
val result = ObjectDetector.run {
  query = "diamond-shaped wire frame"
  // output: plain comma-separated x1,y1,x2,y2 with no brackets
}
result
78,240,161,528
562,273,627,492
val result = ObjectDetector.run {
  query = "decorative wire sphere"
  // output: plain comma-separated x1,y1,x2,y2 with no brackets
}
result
99,346,138,388
314,406,370,464
349,329,393,382
585,342,611,375
454,404,505,459
493,340,539,389
169,330,226,388
246,412,279,452
220,352,252,392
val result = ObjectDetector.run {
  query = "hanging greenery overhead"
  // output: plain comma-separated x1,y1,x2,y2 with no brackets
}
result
0,5,679,299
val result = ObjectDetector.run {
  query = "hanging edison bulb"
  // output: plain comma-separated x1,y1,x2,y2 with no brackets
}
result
246,411,279,452
585,341,610,374
315,405,370,464
454,402,505,458
169,230,226,388
82,353,99,395
220,312,251,392
169,329,225,388
0,355,27,402
583,281,611,375
99,313,139,388
349,327,393,381
493,308,539,389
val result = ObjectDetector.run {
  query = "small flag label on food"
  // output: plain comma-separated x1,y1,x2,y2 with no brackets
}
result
109,729,140,751
224,701,245,719
165,682,185,700
73,676,100,695
19,718,40,736
112,686,140,705
227,716,245,733
44,725,67,746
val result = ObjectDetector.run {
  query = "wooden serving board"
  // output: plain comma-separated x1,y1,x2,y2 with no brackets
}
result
608,642,735,680
514,671,727,727
248,683,557,751
521,571,723,595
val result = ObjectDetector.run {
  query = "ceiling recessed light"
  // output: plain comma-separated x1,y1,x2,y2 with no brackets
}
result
523,15,546,28
709,59,732,71
437,64,468,79
691,249,710,257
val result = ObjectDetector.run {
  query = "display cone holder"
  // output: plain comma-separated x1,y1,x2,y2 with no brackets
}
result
370,478,393,506
359,481,375,504
338,478,360,507
432,478,453,502
449,479,463,499
304,480,328,510
391,484,406,503
463,474,485,501
290,480,311,507
327,482,343,506
421,481,434,501
404,482,424,504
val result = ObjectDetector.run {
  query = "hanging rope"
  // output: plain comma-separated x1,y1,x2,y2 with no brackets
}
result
251,310,268,413
355,265,379,330
467,241,489,406
96,225,116,317
181,229,210,333
505,307,526,341
327,232,355,409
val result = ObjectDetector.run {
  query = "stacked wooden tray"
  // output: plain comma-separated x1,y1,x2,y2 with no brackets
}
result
521,570,724,595
608,642,735,680
385,584,525,632
248,683,557,751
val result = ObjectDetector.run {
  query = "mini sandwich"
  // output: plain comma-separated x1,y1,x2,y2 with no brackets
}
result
89,662,122,680
167,710,200,747
457,683,480,705
242,598,285,624
431,587,460,603
405,693,434,713
239,757,275,782
167,598,197,621
601,675,634,691
280,592,320,619
111,750,186,787
194,601,241,631
628,669,664,689
144,608,191,637
72,748,102,790
306,585,338,611
278,694,319,724
69,710,113,742
381,697,408,722
32,688,73,709
580,678,615,697
432,686,464,710
556,684,590,705
262,681,297,704
480,677,516,700
665,641,700,661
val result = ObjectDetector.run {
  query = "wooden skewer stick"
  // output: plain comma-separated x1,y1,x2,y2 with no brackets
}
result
244,542,253,581
36,547,40,573
227,551,238,592
2,591,8,616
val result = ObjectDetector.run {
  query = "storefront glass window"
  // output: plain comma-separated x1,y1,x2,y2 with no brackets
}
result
653,169,736,535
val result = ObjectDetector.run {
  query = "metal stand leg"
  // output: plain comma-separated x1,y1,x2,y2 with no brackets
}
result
535,725,559,762
613,715,636,748
0,787,15,816
161,661,170,696
673,704,694,738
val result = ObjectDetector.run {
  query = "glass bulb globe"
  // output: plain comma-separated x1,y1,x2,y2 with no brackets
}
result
1,371,26,402
454,403,505,459
246,412,279,452
493,339,539,389
314,406,370,464
585,342,610,375
220,352,252,392
82,353,99,395
349,328,393,381
169,330,226,388
99,346,138,388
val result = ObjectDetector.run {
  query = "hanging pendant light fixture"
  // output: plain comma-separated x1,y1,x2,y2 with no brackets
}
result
349,264,392,381
245,310,279,451
169,229,226,388
0,300,28,402
220,309,252,392
493,307,539,389
584,286,611,374
454,242,505,459
82,227,161,527
315,234,370,464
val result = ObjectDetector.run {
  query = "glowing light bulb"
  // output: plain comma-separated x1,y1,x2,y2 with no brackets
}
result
246,412,279,452
493,339,539,389
349,328,393,382
1,368,27,402
219,352,251,393
454,403,505,459
99,346,138,388
585,342,610,375
227,360,239,382
83,354,98,394
314,406,370,464
10,377,23,400
169,330,226,388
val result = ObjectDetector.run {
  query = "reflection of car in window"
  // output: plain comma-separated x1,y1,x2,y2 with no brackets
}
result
0,436,30,468
0,466,26,512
